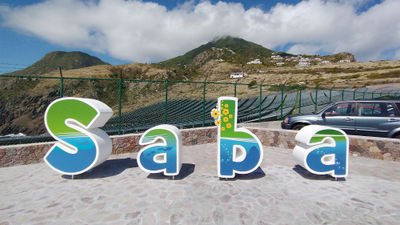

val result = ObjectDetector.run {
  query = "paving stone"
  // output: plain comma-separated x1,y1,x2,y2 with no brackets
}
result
1,144,400,224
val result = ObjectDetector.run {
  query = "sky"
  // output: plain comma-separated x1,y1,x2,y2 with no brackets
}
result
0,0,399,73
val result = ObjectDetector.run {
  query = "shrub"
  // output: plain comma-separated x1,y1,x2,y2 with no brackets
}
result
248,80,257,88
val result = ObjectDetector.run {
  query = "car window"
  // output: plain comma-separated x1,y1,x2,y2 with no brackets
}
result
324,103,356,116
357,102,397,117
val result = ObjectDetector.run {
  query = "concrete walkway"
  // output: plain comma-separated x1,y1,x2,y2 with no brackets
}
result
1,144,399,225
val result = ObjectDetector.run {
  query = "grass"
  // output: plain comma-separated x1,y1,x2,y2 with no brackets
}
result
313,78,326,84
341,74,361,79
367,70,400,79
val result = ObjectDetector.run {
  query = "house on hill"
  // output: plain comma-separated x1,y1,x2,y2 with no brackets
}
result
230,72,248,79
271,55,283,60
296,58,311,67
247,59,262,64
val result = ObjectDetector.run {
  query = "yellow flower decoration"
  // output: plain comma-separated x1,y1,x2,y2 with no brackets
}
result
211,108,220,119
215,120,221,126
223,109,229,115
223,117,229,122
224,104,229,108
221,127,225,131
229,114,233,119
226,123,232,129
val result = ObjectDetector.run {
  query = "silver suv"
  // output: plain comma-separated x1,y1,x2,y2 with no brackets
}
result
281,100,400,138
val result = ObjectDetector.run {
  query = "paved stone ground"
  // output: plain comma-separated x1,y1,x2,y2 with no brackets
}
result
1,144,399,225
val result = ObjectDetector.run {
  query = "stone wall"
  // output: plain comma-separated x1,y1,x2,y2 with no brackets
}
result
1,126,399,167
246,127,400,161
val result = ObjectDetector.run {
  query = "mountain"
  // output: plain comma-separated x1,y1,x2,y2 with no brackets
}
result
157,36,276,68
1,36,398,138
7,51,108,75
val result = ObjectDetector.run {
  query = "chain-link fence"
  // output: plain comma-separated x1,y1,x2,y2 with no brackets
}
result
1,74,399,145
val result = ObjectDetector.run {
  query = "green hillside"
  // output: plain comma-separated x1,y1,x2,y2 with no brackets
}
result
7,51,108,75
157,36,275,68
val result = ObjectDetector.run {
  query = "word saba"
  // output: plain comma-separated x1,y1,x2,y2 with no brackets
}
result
44,97,349,179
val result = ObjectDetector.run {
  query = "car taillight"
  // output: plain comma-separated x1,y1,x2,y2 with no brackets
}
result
284,117,289,124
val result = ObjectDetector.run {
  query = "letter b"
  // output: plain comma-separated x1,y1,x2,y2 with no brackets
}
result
215,97,263,178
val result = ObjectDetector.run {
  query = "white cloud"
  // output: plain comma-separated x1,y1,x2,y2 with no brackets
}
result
1,0,399,62
395,49,400,60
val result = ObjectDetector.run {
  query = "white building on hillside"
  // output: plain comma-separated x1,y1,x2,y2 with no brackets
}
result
296,59,311,67
247,59,262,64
339,59,351,63
271,55,283,60
230,72,248,79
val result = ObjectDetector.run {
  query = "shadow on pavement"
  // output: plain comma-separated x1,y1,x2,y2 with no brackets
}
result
62,158,138,180
220,167,266,181
292,165,346,181
146,163,195,180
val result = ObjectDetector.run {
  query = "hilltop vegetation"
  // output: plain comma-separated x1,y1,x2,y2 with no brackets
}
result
157,36,274,68
7,51,108,76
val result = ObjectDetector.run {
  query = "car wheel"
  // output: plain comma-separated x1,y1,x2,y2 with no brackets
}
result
392,133,400,139
293,124,307,130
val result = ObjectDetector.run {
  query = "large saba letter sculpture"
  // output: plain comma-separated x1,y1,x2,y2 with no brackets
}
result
293,125,349,178
44,97,113,175
212,97,263,178
138,125,182,176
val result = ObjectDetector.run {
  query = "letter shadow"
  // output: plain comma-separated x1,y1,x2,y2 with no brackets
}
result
146,163,195,180
220,167,266,181
62,158,138,179
292,165,346,181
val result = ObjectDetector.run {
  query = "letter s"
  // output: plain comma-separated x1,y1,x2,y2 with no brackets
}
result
44,97,113,175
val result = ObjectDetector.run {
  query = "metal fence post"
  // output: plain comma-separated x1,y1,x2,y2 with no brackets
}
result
259,84,262,121
342,90,345,101
315,86,318,112
118,77,122,135
363,92,365,100
353,90,356,100
202,81,206,127
298,87,302,114
280,85,284,119
372,92,374,99
329,89,332,103
234,82,237,97
165,80,168,124
59,67,63,98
